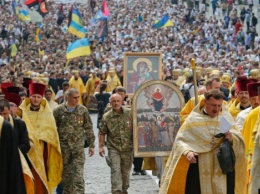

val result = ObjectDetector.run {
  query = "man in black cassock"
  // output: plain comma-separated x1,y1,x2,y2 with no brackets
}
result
0,115,26,194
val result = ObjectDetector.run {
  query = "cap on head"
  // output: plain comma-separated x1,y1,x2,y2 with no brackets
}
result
4,93,21,106
247,82,260,97
250,69,260,79
29,83,46,96
236,76,251,93
1,82,14,95
221,74,231,83
172,69,181,76
6,86,20,95
22,78,33,89
109,68,116,73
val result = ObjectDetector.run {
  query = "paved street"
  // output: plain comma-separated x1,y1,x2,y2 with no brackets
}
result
83,113,159,194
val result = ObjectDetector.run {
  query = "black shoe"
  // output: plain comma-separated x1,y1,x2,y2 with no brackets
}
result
140,170,147,175
132,170,140,175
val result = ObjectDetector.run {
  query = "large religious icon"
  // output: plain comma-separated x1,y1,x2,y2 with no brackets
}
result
123,52,162,95
132,80,184,157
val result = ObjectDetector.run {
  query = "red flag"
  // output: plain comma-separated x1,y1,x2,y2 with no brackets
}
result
101,0,109,17
24,0,38,8
37,0,49,17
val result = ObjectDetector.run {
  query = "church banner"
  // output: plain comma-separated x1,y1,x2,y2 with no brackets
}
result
132,80,184,157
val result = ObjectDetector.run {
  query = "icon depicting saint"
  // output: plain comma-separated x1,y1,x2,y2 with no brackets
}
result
150,87,164,112
127,58,153,93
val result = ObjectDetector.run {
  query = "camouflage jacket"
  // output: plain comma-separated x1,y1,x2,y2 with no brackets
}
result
53,103,95,148
99,107,133,152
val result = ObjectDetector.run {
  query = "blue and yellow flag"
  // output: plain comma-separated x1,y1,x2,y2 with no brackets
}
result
35,28,42,42
18,9,30,21
68,7,86,38
12,1,30,21
152,15,173,28
11,42,18,57
66,38,91,59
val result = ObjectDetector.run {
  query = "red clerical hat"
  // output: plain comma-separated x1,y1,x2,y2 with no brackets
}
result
4,93,21,106
22,78,33,89
29,83,46,96
236,76,252,93
6,86,20,94
247,82,260,97
1,82,14,94
23,77,33,83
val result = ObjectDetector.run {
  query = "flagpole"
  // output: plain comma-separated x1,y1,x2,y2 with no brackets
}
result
191,58,198,105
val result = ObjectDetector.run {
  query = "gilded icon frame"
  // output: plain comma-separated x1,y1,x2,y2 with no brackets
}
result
123,52,162,96
132,80,184,157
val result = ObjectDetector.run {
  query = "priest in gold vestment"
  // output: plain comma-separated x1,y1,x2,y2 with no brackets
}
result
19,83,63,194
249,113,260,194
160,89,247,194
229,76,252,119
69,70,86,105
106,68,121,92
85,70,101,96
180,77,221,124
242,85,260,193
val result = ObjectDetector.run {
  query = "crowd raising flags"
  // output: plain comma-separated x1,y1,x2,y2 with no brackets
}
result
67,6,87,38
66,38,91,59
12,1,30,22
152,14,173,28
12,0,49,23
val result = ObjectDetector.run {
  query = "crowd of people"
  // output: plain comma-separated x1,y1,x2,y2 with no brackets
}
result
0,0,260,193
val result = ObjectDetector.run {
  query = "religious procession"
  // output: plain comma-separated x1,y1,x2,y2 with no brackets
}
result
0,0,260,193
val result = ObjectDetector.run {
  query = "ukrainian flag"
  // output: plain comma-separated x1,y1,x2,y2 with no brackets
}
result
35,28,42,42
12,1,30,21
11,42,18,57
66,38,91,59
68,8,86,38
152,15,173,28
18,9,30,21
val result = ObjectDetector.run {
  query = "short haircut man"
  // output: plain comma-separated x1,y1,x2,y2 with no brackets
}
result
160,89,247,194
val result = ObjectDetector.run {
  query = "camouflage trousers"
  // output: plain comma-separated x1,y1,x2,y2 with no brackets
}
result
61,140,85,194
108,149,133,194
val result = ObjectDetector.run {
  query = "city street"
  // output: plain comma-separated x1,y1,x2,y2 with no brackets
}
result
83,113,159,194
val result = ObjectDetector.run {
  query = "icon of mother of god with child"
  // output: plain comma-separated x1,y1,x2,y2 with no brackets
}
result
127,58,153,93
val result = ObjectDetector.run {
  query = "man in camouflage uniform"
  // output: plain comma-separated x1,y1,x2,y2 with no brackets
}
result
53,88,95,194
99,93,133,194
